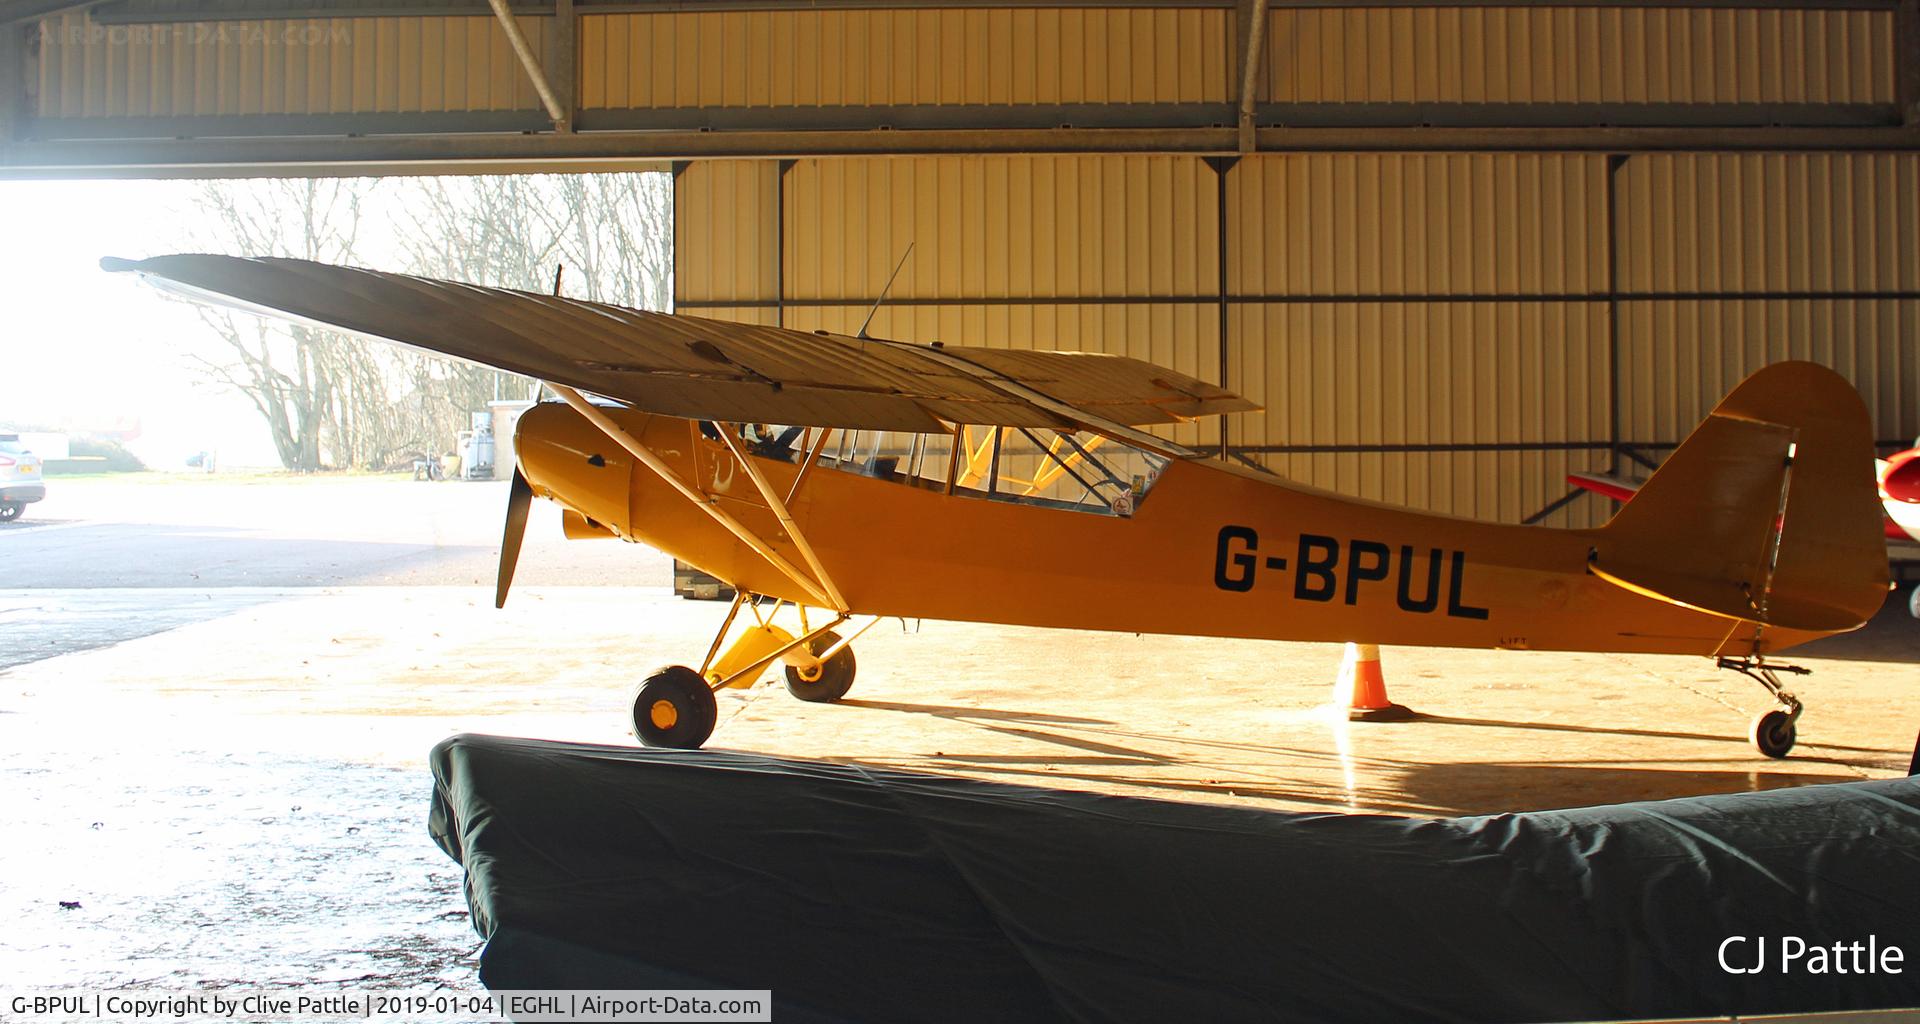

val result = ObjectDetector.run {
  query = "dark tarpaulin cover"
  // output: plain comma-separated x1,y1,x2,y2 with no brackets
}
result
428,733,1920,1024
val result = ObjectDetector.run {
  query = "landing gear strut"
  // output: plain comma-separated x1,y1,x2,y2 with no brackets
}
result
1717,657,1809,759
630,592,877,750
527,406,870,752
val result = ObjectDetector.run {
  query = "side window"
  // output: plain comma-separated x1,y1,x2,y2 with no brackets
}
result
954,426,1166,516
816,429,953,490
812,425,1165,517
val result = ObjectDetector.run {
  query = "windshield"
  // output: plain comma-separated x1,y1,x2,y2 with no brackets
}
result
0,440,25,455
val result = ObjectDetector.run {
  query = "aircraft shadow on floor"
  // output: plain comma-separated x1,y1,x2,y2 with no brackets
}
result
831,697,1907,817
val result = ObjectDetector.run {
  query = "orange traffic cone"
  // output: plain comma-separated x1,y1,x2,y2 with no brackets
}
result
1335,642,1415,721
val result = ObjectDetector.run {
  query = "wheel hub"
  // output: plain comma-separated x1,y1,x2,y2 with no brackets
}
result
649,699,679,730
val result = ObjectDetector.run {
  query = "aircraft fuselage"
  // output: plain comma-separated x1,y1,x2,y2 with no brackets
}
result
515,403,1831,658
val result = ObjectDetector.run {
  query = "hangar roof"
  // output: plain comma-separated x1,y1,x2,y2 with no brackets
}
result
3,0,1917,176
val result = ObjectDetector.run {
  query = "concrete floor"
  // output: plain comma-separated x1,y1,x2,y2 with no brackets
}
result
2,474,1917,990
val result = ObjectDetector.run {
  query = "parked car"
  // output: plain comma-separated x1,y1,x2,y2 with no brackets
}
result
0,436,46,522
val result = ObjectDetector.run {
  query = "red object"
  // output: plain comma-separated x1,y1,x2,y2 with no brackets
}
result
1336,643,1415,721
1882,448,1920,504
1569,466,1915,541
1565,471,1640,503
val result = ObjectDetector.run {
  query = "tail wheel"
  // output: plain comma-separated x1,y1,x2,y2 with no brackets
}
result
1750,708,1797,759
784,631,856,703
633,666,718,749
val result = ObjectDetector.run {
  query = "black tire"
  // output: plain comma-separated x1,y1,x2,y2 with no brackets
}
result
784,631,856,703
0,503,21,523
1750,708,1796,759
632,666,718,749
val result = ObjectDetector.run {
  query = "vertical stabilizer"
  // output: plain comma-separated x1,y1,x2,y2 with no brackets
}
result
1590,362,1887,635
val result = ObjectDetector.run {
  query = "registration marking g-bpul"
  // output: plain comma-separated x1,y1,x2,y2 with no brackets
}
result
1214,527,1489,621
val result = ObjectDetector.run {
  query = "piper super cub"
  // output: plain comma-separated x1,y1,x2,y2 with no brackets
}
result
106,255,1892,759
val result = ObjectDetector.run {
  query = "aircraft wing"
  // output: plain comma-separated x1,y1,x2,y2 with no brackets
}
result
102,255,1256,445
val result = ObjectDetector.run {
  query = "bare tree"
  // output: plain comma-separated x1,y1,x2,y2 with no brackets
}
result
182,171,673,471
402,172,671,309
183,178,377,471
552,173,673,311
397,170,672,427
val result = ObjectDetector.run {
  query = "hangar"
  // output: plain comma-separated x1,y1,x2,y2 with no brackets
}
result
5,2,1920,1020
4,0,1917,526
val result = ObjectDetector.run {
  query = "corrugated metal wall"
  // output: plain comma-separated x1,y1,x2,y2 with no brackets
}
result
30,2,1899,131
1261,7,1896,105
675,156,1225,452
1225,154,1612,525
673,159,780,316
782,157,1217,303
677,151,1920,528
579,9,1231,112
1617,153,1920,447
34,10,547,117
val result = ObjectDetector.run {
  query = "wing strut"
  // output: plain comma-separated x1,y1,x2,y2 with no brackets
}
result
714,424,848,611
547,384,841,610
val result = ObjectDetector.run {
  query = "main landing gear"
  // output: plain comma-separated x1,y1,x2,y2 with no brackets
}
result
631,593,873,750
1717,657,1809,759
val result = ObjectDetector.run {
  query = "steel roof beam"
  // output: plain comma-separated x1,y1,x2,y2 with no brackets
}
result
550,0,576,133
485,0,569,131
78,0,1903,22
7,123,1920,177
1235,0,1269,154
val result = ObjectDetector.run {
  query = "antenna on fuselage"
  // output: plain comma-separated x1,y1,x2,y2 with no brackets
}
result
856,242,914,340
536,263,568,402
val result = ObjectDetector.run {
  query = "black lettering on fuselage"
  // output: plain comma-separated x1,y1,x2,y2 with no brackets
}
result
1446,550,1490,620
1211,526,1490,621
1396,545,1442,613
1214,525,1259,592
1295,534,1340,602
1344,540,1391,604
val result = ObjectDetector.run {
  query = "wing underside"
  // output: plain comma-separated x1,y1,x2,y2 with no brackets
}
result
103,255,1256,448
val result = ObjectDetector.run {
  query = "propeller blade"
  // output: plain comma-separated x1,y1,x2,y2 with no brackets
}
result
496,467,533,608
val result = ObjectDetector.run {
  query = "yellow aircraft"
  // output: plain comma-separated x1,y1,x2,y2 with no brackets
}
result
105,255,1891,758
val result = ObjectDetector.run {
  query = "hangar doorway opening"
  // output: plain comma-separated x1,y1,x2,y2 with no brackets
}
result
0,171,673,480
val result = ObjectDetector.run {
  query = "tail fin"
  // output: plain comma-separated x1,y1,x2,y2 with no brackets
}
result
1591,362,1887,635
